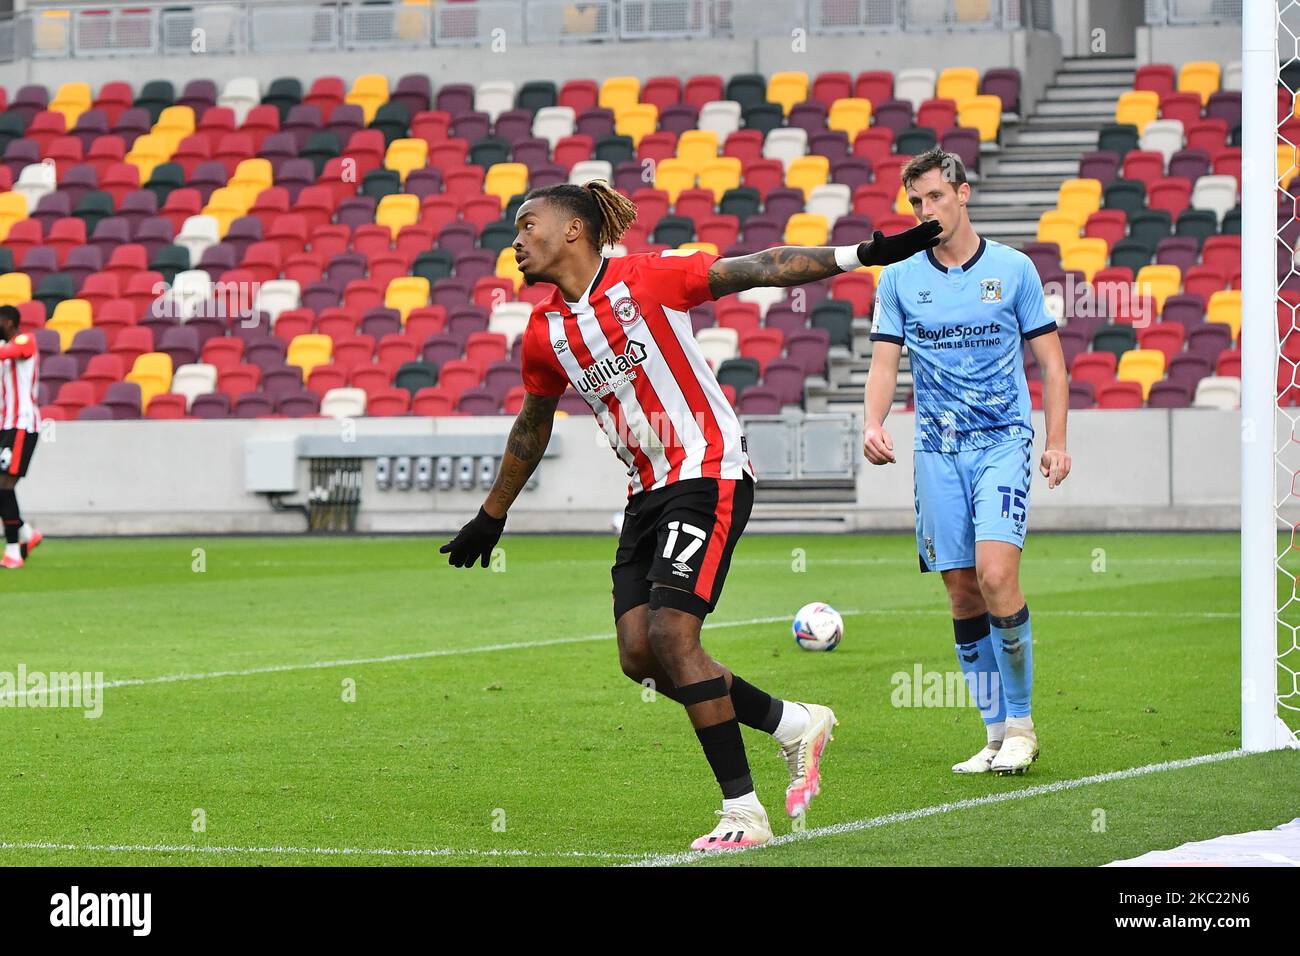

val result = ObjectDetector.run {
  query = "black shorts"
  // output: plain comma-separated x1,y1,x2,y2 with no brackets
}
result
611,473,754,622
0,429,37,478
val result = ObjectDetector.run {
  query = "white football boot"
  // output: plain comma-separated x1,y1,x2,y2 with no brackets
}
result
990,728,1039,775
690,803,773,852
779,703,838,817
952,743,1002,774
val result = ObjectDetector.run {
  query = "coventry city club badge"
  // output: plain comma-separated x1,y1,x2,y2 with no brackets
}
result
980,278,1002,303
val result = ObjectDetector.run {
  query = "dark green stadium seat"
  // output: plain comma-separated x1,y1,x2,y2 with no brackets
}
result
652,215,694,247
717,357,761,393
73,191,115,232
1109,238,1153,272
1097,123,1139,157
1175,209,1218,246
144,163,184,204
412,250,455,284
135,80,175,123
361,169,402,200
302,132,341,177
394,361,438,396
469,137,511,169
1127,209,1171,248
262,77,303,121
504,193,527,224
1229,124,1240,148
743,104,784,135
35,274,75,319
1103,179,1146,215
1092,324,1137,359
594,135,635,167
478,221,516,255
896,126,938,156
1221,206,1241,235
0,112,26,151
812,300,854,350
516,81,558,115
150,245,189,284
725,74,767,112
0,248,13,275
719,187,761,225
371,102,410,145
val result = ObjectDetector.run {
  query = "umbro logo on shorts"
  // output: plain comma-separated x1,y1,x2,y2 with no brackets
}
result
672,561,693,576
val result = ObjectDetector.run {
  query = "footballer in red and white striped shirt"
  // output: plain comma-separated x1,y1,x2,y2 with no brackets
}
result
440,181,939,849
0,305,44,568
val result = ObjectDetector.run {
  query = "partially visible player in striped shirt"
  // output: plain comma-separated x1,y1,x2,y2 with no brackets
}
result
439,180,940,851
0,305,44,569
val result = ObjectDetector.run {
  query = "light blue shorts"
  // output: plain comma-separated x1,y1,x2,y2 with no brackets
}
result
914,438,1033,573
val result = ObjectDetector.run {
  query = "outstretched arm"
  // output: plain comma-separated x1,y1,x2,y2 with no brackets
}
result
706,220,941,298
439,391,560,568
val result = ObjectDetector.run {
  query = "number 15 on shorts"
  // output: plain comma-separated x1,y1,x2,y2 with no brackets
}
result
997,485,1027,522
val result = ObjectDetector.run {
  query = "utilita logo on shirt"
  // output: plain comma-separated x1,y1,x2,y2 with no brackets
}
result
577,340,648,397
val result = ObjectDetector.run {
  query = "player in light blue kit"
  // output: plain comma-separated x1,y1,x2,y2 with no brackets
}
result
863,148,1072,775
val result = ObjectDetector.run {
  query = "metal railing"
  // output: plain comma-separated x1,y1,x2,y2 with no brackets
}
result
10,0,1045,59
1145,0,1243,25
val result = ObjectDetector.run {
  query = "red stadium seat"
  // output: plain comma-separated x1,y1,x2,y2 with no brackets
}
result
412,386,455,416
683,75,724,111
1071,351,1118,391
1097,381,1144,409
367,387,411,416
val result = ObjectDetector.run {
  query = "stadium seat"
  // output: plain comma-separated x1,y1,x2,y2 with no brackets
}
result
1117,349,1165,399
320,386,367,418
957,95,1001,142
1207,289,1241,340
1178,61,1220,105
1097,381,1144,409
1115,91,1159,134
1192,375,1239,409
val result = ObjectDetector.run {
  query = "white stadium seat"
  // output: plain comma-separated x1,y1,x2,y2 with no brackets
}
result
321,387,368,418
531,106,576,148
170,363,218,410
697,100,743,140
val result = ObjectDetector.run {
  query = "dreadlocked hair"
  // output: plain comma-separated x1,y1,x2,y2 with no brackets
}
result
523,179,638,249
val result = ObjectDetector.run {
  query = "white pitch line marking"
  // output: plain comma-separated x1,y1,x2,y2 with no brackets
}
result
0,841,650,861
627,750,1256,867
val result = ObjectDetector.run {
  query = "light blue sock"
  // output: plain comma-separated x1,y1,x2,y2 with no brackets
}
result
990,605,1033,719
953,613,1007,727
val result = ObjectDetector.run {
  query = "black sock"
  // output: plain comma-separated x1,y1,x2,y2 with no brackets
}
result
0,490,18,545
695,719,753,798
730,675,783,734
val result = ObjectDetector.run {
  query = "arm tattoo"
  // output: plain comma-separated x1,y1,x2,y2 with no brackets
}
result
707,246,843,298
490,392,559,512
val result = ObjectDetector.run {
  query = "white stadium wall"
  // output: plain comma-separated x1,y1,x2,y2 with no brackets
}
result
22,409,1240,535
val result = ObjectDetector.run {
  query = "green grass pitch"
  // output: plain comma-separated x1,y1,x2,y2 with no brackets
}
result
0,531,1294,867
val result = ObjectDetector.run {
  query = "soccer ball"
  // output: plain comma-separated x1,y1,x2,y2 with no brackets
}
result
792,602,843,652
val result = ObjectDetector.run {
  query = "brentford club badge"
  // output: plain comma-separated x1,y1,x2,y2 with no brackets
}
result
612,295,643,327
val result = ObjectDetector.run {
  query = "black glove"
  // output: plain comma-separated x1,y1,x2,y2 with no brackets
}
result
857,220,943,267
439,507,506,568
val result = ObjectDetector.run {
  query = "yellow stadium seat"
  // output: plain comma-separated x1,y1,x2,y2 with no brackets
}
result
49,81,92,127
654,158,697,204
286,334,333,377
0,272,32,306
1037,209,1083,247
954,0,992,21
47,298,92,351
676,129,719,177
676,242,719,256
1178,60,1221,106
495,246,523,289
1280,143,1298,190
376,194,420,237
1115,90,1159,134
599,76,641,116
127,352,174,408
784,212,828,246
230,158,273,194
615,103,658,148
34,9,70,54
346,74,390,125
1207,289,1242,339
384,138,429,182
698,157,742,202
484,162,529,208
1061,238,1108,283
895,185,912,215
767,72,809,116
786,155,830,199
936,67,979,107
827,98,873,140
957,95,1002,142
1135,264,1182,313
861,264,885,284
0,193,28,241
384,276,430,321
1057,178,1103,221
125,134,173,181
203,186,252,236
1117,349,1166,399
153,105,195,143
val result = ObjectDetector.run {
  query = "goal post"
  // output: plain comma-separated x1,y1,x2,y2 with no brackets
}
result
1248,1,1299,751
